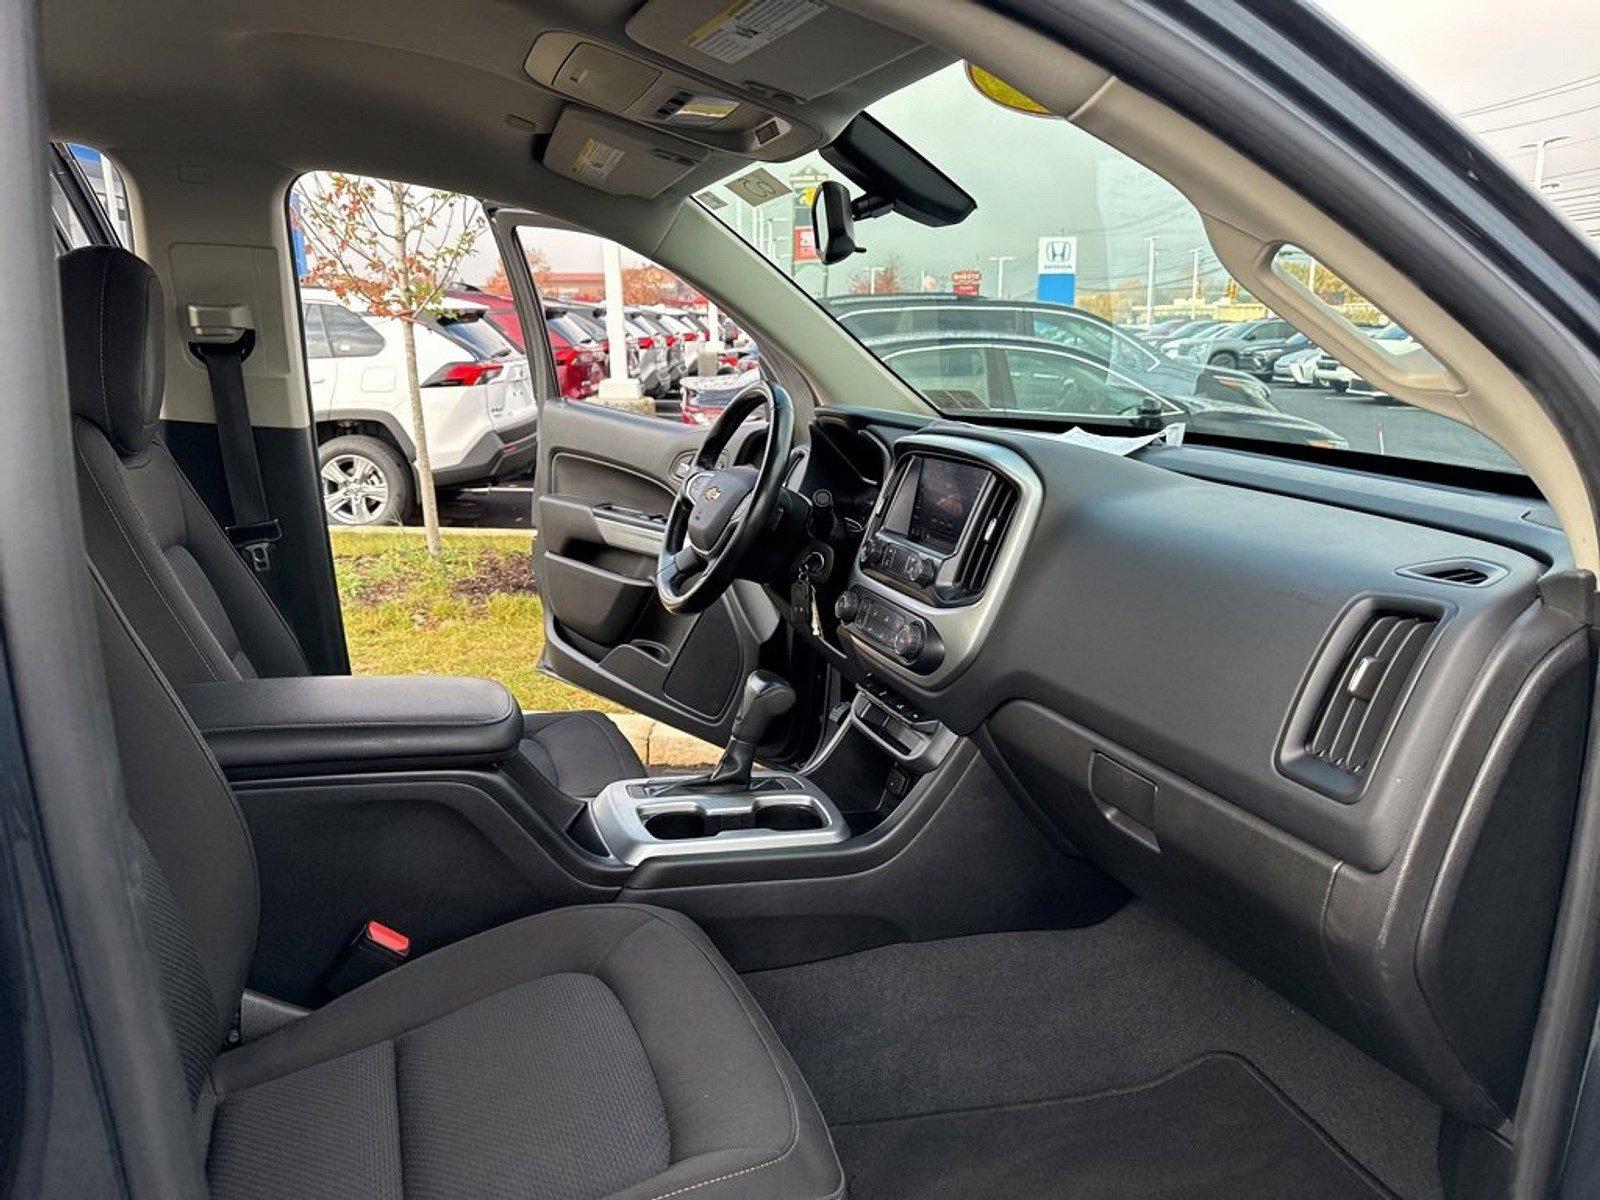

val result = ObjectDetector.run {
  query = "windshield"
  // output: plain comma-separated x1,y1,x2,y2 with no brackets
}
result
698,63,1520,475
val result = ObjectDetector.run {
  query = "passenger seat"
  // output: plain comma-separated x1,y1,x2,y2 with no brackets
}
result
90,562,843,1199
60,245,643,798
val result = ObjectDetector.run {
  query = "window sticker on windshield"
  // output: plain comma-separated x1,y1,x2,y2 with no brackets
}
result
695,190,729,211
573,137,624,183
724,167,791,207
684,0,825,65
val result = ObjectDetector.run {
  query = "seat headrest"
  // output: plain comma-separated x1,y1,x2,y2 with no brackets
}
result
59,246,166,456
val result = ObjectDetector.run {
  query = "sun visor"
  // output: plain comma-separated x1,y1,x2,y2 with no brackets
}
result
625,0,921,104
526,32,821,159
541,109,708,197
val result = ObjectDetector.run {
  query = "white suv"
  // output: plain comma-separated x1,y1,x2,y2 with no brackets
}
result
301,289,537,524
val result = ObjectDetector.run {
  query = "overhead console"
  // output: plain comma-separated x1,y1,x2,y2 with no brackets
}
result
836,433,1041,687
526,30,822,162
624,0,923,104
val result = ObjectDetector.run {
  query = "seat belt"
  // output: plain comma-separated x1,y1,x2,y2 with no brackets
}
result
185,303,281,575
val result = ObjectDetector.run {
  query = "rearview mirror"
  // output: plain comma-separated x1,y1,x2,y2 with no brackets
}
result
811,181,860,266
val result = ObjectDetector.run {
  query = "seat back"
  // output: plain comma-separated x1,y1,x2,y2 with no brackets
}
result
60,246,309,686
88,563,260,1103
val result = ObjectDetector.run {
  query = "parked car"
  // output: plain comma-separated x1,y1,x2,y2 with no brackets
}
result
448,285,616,401
826,294,1274,410
1237,329,1312,378
541,304,608,401
874,333,1347,448
628,309,689,391
1272,345,1324,386
301,289,537,524
1172,317,1298,373
1155,319,1224,352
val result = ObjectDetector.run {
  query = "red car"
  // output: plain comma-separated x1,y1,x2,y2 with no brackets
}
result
448,287,606,401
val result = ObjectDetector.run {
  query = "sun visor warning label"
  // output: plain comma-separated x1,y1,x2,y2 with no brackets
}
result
573,138,624,182
684,0,826,65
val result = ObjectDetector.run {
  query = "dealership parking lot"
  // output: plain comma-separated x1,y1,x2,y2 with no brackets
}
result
1266,384,1520,473
426,383,1521,533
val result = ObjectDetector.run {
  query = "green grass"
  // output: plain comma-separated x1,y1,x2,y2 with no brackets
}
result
329,528,624,714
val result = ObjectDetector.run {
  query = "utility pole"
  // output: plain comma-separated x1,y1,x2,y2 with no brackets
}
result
596,240,645,411
988,255,1016,299
1189,247,1201,318
1522,135,1570,189
869,265,887,294
1144,237,1157,326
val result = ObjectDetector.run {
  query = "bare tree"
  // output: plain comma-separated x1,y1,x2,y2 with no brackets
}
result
295,173,483,555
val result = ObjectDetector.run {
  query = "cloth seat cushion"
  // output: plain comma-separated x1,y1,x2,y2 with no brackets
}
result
204,904,843,1200
521,710,645,798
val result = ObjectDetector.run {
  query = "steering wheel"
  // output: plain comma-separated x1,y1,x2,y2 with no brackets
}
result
656,380,794,615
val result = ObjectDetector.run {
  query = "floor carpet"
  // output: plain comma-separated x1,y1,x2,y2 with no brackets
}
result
745,902,1443,1199
831,1054,1392,1200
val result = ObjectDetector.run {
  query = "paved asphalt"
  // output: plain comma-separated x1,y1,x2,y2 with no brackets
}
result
420,381,1522,532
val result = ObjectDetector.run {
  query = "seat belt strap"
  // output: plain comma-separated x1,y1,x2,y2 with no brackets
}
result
186,304,280,574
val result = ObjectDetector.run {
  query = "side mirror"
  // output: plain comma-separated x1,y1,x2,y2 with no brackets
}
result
811,181,860,266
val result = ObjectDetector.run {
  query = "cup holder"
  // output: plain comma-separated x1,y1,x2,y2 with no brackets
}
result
641,800,826,841
753,802,826,832
643,810,713,840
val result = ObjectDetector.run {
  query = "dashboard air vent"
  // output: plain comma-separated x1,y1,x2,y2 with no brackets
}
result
957,481,1018,594
1397,557,1505,588
1307,613,1436,776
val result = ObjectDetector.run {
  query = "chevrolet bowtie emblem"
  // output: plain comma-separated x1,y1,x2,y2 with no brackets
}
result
704,486,723,501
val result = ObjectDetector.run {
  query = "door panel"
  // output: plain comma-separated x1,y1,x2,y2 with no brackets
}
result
532,395,778,745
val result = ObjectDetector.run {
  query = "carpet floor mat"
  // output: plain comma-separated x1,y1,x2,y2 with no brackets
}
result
830,1053,1393,1200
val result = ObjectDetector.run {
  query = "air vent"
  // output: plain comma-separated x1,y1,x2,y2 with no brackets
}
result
957,481,1018,594
1397,557,1506,588
1306,613,1437,776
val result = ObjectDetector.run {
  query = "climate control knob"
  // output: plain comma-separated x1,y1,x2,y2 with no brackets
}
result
834,589,862,624
909,556,936,586
893,619,927,662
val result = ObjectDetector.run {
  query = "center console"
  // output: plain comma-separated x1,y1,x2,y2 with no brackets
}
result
588,773,848,865
836,434,1042,688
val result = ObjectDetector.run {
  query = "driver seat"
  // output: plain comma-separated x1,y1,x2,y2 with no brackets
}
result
60,245,643,798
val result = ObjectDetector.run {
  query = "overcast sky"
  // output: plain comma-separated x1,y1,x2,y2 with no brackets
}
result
1316,0,1600,225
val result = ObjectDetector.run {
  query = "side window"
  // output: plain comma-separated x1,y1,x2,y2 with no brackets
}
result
1030,311,1114,361
885,346,991,409
1003,349,1130,416
513,224,756,411
320,304,386,358
49,143,132,252
301,303,333,358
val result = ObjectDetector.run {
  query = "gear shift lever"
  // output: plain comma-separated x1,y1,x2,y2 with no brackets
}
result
706,670,796,788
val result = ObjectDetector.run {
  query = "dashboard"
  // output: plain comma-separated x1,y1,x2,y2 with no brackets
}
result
835,433,1041,687
808,408,1589,1129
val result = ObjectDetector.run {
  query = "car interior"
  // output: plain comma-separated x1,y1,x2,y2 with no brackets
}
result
10,1,1600,1198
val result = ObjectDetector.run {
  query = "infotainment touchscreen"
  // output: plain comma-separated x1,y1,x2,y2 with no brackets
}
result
906,457,989,553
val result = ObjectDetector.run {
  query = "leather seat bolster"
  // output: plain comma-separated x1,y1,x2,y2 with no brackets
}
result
180,675,524,775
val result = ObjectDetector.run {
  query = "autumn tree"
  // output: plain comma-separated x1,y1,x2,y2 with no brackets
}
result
481,244,553,297
621,264,677,304
296,173,483,555
850,255,907,295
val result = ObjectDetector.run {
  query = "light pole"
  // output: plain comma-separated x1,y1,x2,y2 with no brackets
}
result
869,265,887,294
1522,136,1570,189
1144,237,1157,326
988,255,1016,299
1189,247,1202,318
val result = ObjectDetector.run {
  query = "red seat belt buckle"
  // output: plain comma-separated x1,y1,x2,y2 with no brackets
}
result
364,921,410,956
322,919,412,999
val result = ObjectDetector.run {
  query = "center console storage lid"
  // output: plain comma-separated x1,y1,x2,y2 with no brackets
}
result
179,675,523,777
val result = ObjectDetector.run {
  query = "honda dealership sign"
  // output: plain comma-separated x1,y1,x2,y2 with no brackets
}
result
1037,235,1078,305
